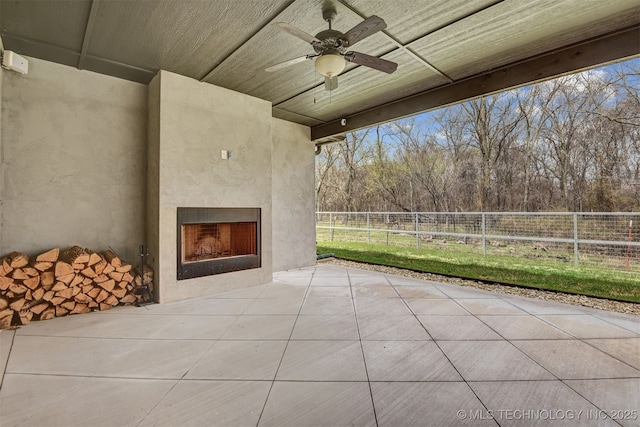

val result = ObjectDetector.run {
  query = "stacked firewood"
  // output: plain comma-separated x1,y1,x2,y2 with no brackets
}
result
0,246,149,329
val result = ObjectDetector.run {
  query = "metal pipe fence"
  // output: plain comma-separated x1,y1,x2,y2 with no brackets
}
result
316,212,640,274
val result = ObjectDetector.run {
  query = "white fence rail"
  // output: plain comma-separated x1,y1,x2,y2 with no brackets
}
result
316,212,640,273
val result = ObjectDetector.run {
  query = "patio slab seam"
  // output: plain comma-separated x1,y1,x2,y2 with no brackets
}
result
253,267,314,426
346,269,378,422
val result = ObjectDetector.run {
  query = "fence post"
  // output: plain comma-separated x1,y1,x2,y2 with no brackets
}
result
330,212,334,242
573,213,579,265
367,212,371,244
415,213,420,248
482,213,486,256
627,219,633,272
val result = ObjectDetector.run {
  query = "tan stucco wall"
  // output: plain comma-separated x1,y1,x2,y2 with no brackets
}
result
0,57,147,261
1,56,315,303
271,118,316,271
148,71,274,302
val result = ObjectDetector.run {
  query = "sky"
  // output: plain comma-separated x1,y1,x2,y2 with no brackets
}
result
365,56,640,142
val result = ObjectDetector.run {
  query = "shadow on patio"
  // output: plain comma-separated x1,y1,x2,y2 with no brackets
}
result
1,264,638,426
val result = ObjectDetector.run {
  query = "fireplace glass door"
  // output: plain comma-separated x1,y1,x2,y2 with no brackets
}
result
177,208,261,280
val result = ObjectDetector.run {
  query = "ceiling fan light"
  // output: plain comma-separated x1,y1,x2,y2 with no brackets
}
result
315,54,346,78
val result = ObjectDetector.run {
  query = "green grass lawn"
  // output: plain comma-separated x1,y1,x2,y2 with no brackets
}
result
317,241,640,303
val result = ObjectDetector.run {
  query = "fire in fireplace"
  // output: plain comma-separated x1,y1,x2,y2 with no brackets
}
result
182,222,257,262
177,208,261,280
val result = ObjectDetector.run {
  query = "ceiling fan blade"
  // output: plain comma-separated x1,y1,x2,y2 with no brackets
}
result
325,76,338,91
265,55,315,72
345,51,398,74
340,15,387,47
273,22,321,45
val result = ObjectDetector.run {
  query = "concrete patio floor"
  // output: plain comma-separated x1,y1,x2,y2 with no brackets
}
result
0,264,639,426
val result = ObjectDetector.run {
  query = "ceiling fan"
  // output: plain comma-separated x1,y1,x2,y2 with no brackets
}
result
265,3,398,90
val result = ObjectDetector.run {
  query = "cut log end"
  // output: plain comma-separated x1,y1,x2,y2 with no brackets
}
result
9,252,29,269
36,248,60,263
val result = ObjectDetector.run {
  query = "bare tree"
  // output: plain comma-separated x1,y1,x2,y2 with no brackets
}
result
581,64,640,210
367,124,412,211
459,94,521,211
539,76,592,210
315,143,339,211
387,119,456,211
337,129,372,212
515,85,554,210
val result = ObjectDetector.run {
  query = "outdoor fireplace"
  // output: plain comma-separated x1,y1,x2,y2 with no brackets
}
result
177,208,261,280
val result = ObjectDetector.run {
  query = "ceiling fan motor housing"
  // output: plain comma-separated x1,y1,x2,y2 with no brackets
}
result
314,29,347,55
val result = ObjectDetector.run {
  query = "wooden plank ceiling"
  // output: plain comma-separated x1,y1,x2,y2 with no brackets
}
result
1,0,639,143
